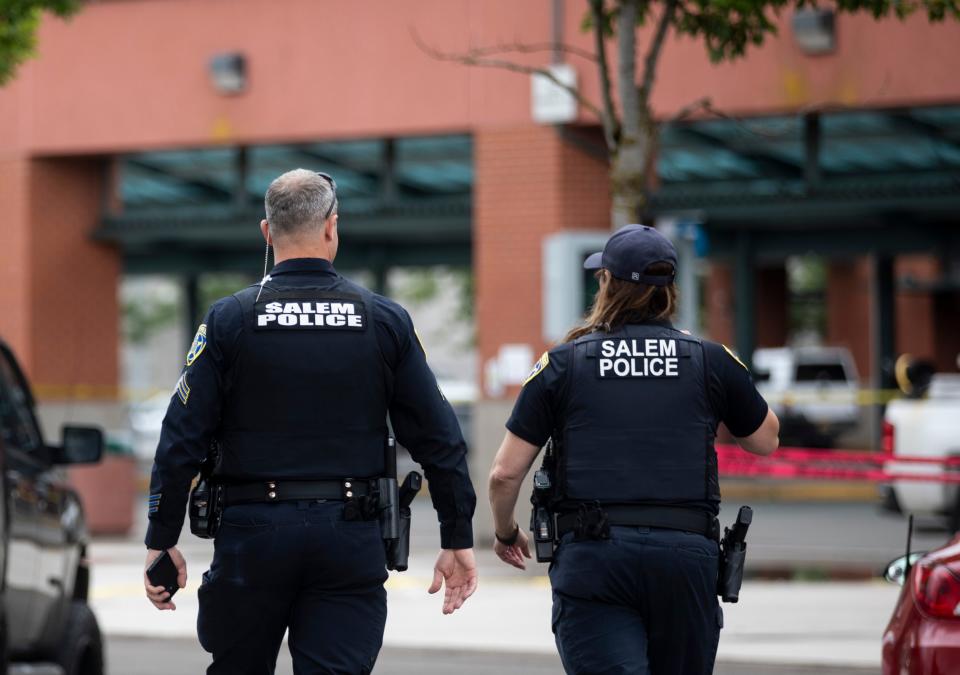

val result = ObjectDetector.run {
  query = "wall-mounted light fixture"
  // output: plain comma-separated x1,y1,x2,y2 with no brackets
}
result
792,9,836,55
208,52,247,95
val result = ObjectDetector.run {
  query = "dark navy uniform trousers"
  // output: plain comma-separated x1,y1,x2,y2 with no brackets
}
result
197,501,388,675
549,526,722,675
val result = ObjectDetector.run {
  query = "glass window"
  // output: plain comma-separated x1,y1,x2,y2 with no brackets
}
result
0,355,41,453
795,363,848,383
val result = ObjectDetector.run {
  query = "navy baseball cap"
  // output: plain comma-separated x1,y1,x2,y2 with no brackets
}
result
583,224,677,286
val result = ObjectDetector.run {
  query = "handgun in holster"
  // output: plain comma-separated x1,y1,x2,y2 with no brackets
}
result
189,440,224,539
529,436,559,563
717,505,752,603
379,436,422,571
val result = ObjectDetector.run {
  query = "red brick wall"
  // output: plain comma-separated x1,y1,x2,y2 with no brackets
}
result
0,159,33,364
26,158,119,396
895,255,938,364
704,263,786,352
827,259,873,379
705,262,734,346
474,125,609,399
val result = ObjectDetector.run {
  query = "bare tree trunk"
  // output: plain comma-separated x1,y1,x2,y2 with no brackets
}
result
609,0,644,229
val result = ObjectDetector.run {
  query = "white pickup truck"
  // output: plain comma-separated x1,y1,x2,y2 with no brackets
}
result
883,374,960,530
752,346,861,447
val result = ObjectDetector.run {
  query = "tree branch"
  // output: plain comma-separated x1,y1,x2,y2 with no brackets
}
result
668,96,713,123
638,0,678,104
589,0,620,153
666,96,783,140
452,41,598,63
411,28,603,121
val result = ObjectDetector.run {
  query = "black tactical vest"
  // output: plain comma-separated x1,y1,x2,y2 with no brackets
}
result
216,281,389,482
560,323,720,511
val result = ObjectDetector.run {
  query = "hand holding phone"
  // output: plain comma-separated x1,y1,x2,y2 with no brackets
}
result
145,548,186,610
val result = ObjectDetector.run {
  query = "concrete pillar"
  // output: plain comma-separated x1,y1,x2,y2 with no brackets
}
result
472,125,609,542
184,274,200,337
734,231,756,368
873,256,897,390
933,292,960,372
755,265,788,348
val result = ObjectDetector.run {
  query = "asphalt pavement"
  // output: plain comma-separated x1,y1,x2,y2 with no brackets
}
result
105,637,879,675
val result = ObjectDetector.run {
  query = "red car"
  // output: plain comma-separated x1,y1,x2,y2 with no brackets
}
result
883,532,960,674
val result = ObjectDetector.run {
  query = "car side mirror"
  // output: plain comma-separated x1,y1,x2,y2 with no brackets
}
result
53,426,104,465
884,552,926,586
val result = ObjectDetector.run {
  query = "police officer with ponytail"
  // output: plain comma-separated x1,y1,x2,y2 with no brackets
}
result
143,169,477,674
489,225,779,675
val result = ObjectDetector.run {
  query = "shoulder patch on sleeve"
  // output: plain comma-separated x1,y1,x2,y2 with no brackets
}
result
523,351,550,387
186,324,207,366
175,372,191,405
147,493,161,515
722,344,748,371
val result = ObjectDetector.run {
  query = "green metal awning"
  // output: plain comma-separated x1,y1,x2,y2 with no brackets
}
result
97,135,473,273
652,105,960,257
650,104,960,377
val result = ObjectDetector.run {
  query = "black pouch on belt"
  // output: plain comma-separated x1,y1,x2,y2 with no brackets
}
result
573,502,610,542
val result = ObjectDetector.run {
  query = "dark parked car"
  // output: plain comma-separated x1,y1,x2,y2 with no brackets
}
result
0,341,105,674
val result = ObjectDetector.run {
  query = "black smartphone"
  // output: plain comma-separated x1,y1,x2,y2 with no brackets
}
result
146,551,180,599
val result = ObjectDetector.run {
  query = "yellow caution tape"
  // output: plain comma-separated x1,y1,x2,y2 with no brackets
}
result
763,388,906,406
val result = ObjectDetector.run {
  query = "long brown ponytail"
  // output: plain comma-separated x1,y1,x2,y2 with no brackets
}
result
564,263,678,343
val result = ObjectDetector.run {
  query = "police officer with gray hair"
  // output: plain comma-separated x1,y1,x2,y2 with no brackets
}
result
143,169,478,674
489,225,779,674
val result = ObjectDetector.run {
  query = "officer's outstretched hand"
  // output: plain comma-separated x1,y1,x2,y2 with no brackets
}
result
144,547,188,611
428,548,478,615
494,527,531,571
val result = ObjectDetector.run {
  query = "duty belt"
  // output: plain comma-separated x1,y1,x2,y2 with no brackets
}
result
223,479,371,506
556,504,720,540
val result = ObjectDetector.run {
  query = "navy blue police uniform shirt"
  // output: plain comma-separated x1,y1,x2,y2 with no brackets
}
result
507,326,769,451
146,258,476,551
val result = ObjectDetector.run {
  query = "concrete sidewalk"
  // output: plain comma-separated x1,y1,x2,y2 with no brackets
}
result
91,538,896,669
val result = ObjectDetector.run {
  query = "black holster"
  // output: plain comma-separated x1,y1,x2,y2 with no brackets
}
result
189,442,223,539
385,471,422,572
717,541,747,603
717,505,753,603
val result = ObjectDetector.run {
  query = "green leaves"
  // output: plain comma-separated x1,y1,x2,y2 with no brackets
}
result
0,0,79,86
581,0,960,65
674,1,787,63
825,0,960,21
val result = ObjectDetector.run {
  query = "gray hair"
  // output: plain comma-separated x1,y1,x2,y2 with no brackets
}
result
264,169,337,236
